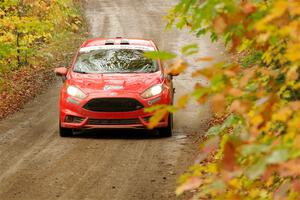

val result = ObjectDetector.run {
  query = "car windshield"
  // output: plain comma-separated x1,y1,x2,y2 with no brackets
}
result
73,47,158,74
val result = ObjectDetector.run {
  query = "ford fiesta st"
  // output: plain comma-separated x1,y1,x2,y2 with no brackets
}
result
55,38,175,137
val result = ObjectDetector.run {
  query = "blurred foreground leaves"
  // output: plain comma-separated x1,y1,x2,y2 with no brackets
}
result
151,0,300,199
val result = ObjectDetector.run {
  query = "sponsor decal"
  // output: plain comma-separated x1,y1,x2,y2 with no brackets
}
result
104,85,124,91
110,92,118,96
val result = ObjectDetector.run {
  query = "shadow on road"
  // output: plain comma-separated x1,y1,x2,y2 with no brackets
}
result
71,128,166,140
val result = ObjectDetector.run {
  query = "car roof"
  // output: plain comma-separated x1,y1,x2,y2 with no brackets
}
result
82,37,156,48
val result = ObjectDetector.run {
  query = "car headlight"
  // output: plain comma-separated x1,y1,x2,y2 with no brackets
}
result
141,84,163,99
67,85,87,99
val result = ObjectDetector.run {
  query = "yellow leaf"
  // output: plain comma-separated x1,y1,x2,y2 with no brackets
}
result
290,1,300,16
148,108,168,129
272,107,293,122
207,163,218,174
255,0,288,31
286,43,300,62
250,114,264,127
176,94,189,109
191,70,202,77
229,178,242,189
269,0,288,19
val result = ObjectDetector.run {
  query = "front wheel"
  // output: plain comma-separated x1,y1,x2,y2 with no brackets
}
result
59,121,73,137
158,113,173,137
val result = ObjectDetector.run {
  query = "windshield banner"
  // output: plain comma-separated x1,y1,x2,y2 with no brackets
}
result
79,45,155,53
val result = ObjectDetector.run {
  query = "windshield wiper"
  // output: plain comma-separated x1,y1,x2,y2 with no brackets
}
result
73,70,88,74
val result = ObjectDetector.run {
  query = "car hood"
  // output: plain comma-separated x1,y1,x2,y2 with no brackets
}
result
68,71,163,94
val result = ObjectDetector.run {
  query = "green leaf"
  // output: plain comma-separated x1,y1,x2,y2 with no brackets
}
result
207,125,222,135
245,159,266,180
196,28,208,37
266,149,289,164
144,51,177,60
241,144,271,157
207,115,240,136
210,32,218,42
181,44,199,56
240,51,262,68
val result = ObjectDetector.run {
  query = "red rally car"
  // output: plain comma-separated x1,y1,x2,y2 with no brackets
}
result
55,38,175,137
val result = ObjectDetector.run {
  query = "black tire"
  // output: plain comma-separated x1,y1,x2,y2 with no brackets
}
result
158,113,173,137
59,121,73,137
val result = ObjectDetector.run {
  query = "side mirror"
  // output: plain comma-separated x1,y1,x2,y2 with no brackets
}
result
54,67,68,76
164,63,180,77
167,71,180,76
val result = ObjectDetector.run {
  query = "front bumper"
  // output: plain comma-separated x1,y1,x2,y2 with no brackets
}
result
59,91,170,129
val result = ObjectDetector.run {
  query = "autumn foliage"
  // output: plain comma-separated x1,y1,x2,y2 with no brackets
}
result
156,0,300,199
0,0,82,71
0,0,83,118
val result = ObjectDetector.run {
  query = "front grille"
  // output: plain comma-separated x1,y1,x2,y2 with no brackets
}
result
83,98,144,112
87,118,141,125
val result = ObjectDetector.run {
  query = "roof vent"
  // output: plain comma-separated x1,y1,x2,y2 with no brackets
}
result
105,39,114,45
115,36,122,39
120,39,129,45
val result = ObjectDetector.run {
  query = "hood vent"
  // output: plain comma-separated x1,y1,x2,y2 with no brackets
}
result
105,39,114,45
120,39,129,45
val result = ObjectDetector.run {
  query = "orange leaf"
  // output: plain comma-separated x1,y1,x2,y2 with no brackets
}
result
230,36,241,53
279,159,300,177
292,179,300,194
202,136,220,153
286,66,299,81
241,1,256,14
195,56,214,62
211,94,226,116
289,101,300,111
230,100,250,115
167,59,187,76
213,16,227,34
176,177,202,196
222,141,236,171
228,88,243,97
198,93,208,104
224,70,237,77
239,68,256,87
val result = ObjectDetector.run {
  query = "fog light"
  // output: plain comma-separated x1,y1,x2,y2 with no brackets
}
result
67,97,80,105
147,96,161,105
65,115,74,123
65,115,84,123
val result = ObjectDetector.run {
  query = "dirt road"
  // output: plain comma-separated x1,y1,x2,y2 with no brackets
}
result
0,1,225,199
